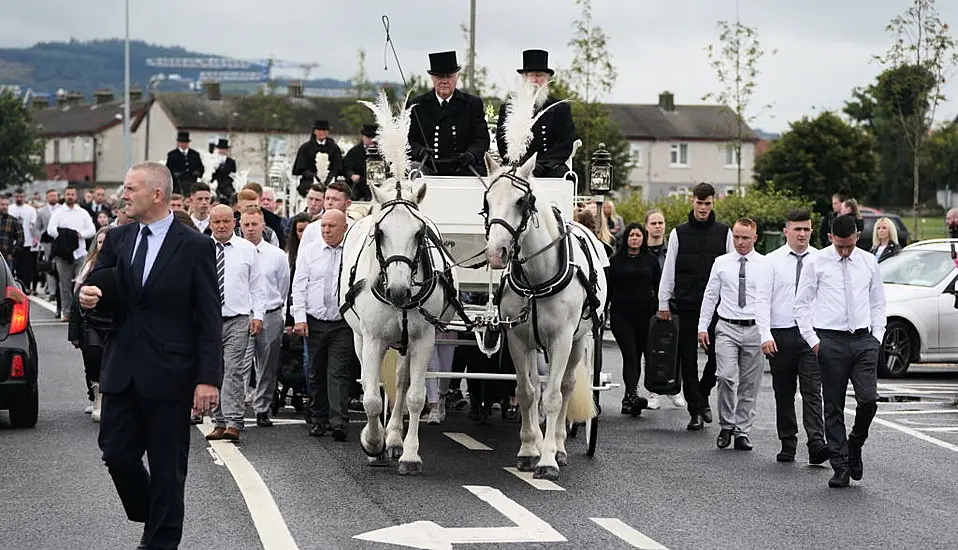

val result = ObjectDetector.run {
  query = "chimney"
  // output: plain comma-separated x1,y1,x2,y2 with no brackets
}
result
287,81,304,99
31,96,49,110
129,88,143,102
203,80,221,101
64,91,84,107
94,88,114,105
658,90,675,112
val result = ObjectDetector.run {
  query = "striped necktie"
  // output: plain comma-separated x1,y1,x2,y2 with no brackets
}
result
216,242,227,305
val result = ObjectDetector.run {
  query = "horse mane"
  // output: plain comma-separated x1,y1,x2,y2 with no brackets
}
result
502,78,567,165
359,90,412,179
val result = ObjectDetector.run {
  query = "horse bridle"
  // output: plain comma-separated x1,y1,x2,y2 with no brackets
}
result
481,168,538,254
374,181,427,292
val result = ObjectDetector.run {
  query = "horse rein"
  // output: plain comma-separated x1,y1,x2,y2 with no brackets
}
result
481,169,567,266
373,182,428,293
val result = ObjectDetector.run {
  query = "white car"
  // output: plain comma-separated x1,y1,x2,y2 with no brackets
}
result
879,239,958,377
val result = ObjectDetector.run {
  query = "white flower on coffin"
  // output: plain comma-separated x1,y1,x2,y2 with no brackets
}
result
314,151,329,184
230,169,250,190
198,148,216,185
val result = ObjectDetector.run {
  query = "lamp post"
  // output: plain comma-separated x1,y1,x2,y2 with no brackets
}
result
590,143,613,234
123,0,132,172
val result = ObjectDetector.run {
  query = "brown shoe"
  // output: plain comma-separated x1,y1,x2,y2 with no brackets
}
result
222,427,240,441
206,427,227,440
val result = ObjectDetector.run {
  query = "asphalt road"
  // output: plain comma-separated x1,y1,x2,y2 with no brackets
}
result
2,299,958,550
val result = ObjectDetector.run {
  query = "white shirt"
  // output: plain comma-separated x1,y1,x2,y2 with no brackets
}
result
192,215,210,234
300,213,354,247
658,225,735,311
755,244,819,343
794,245,887,349
47,204,97,260
253,239,291,313
8,203,38,250
215,235,267,321
290,237,344,323
131,212,175,285
698,249,769,332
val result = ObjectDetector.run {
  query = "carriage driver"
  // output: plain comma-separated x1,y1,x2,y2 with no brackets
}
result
406,50,490,177
496,49,577,177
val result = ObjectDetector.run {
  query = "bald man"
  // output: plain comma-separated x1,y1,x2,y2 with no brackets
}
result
78,161,222,550
290,207,353,440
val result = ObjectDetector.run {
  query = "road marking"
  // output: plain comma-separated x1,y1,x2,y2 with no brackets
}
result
846,408,958,454
31,320,67,327
28,296,58,314
444,432,492,450
502,467,565,491
207,447,224,466
877,409,958,415
590,518,668,549
914,427,958,433
195,422,299,549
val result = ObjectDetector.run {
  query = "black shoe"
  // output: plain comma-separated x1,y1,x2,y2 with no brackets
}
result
829,464,851,488
733,435,753,451
702,407,713,424
309,422,330,437
621,393,636,415
256,412,273,427
809,441,832,465
687,414,704,431
848,443,863,480
332,424,347,442
777,441,797,462
716,428,734,449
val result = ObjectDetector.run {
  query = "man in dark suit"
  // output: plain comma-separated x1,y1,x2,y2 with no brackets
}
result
165,131,205,197
496,49,577,177
78,161,222,550
342,123,376,201
83,186,114,221
210,138,238,204
292,119,344,196
407,50,490,177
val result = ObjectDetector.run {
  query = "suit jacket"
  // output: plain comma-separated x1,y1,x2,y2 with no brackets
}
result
342,143,372,201
406,89,489,176
91,219,223,401
83,202,113,222
292,138,344,194
211,157,238,201
496,97,576,175
166,148,205,196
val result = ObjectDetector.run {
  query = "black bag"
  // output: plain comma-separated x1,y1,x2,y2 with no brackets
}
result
278,332,307,390
644,315,681,395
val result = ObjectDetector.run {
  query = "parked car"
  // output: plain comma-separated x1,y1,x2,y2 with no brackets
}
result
0,260,39,428
878,239,958,377
859,212,911,251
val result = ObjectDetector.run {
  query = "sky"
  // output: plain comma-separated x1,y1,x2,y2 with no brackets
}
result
3,0,958,133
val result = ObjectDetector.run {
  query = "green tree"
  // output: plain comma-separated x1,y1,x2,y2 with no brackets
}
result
0,91,43,187
703,19,774,192
923,122,958,193
753,111,878,215
403,74,431,99
341,48,376,137
874,0,958,230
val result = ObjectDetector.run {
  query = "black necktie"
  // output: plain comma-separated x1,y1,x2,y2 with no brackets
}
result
131,225,152,289
440,100,448,110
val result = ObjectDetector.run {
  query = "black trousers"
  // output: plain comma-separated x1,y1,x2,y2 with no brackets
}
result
769,327,826,449
81,345,103,401
818,330,880,467
14,248,36,289
305,317,354,427
675,309,718,415
610,305,652,394
98,384,192,550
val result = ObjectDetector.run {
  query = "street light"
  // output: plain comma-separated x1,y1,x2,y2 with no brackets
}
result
365,142,387,188
589,143,612,196
123,0,131,172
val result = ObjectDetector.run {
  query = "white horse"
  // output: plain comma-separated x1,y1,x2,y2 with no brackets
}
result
481,150,607,481
338,92,465,475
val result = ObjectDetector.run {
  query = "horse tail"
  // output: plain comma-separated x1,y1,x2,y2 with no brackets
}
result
380,349,400,406
566,340,597,423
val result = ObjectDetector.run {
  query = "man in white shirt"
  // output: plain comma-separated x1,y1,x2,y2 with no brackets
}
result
697,218,769,451
9,188,39,294
795,215,886,488
291,209,353,441
239,206,290,427
188,182,213,235
300,181,354,246
47,186,97,320
36,189,61,299
755,210,830,465
206,205,267,442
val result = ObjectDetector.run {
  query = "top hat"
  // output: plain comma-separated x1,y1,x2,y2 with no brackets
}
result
517,49,554,76
427,51,461,76
312,119,330,131
360,124,377,138
215,138,230,149
176,130,191,142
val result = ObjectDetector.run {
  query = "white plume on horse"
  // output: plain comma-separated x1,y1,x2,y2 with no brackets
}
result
359,89,412,179
502,77,566,165
314,151,329,184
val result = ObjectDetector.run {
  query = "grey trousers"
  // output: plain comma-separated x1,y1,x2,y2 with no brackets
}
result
55,257,80,315
252,310,285,414
714,320,764,435
769,327,826,449
306,317,354,427
818,330,880,466
213,315,253,430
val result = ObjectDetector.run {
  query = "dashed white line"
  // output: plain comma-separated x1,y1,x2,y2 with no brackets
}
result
28,296,58,314
502,467,565,491
847,408,958,454
590,518,668,549
443,432,492,450
913,427,958,433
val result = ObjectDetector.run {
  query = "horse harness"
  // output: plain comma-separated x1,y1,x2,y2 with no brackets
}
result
339,182,472,356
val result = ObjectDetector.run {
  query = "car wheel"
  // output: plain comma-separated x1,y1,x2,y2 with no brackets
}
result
879,320,913,378
9,384,38,428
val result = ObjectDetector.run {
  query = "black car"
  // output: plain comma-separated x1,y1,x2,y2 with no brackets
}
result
858,212,911,252
0,261,40,428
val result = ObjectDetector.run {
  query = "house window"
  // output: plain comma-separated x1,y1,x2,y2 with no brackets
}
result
670,143,689,166
668,186,689,198
629,143,642,167
725,144,740,167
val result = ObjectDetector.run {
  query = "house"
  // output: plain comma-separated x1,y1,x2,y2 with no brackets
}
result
30,89,150,185
143,82,361,184
609,91,759,200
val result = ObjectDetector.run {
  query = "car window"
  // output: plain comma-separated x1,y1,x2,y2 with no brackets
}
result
881,249,956,287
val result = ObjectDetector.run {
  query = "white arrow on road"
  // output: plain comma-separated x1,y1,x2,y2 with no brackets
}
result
353,485,567,550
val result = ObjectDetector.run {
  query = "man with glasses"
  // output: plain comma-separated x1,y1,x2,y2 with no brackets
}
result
406,50,490,177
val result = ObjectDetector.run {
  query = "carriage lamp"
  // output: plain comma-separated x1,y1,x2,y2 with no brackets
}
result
365,143,387,187
589,143,613,195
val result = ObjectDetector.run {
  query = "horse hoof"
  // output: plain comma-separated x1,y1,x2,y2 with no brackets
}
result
517,456,539,472
387,446,403,460
556,452,568,467
533,465,560,481
360,437,386,457
367,452,391,468
397,461,423,476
